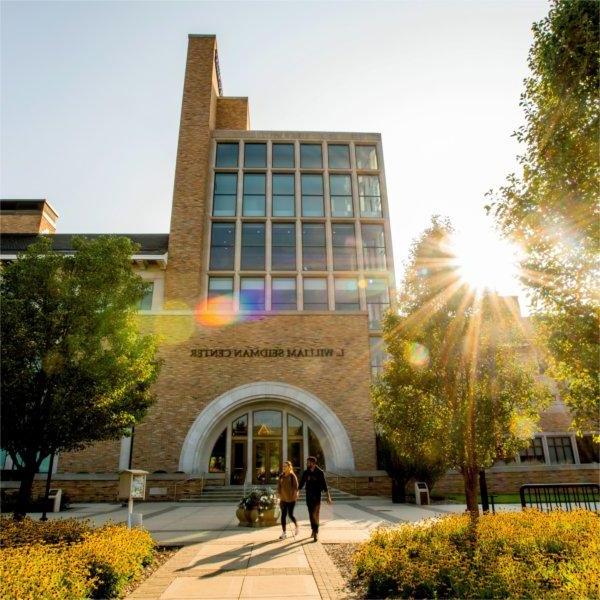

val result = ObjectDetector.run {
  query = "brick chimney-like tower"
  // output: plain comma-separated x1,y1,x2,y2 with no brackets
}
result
165,35,250,307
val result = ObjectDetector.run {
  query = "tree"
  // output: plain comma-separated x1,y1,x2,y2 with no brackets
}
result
1,236,161,517
373,218,550,516
487,0,599,432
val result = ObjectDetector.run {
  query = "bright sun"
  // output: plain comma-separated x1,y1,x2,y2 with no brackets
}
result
452,229,520,295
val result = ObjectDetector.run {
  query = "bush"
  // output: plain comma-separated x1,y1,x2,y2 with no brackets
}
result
0,516,92,547
0,521,155,600
354,510,600,599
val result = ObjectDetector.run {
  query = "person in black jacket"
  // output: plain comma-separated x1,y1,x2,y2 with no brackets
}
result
298,456,332,541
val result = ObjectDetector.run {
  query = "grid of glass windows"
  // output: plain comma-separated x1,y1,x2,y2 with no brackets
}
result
272,143,295,168
272,223,296,271
210,223,235,270
300,143,322,168
329,175,353,217
303,278,328,311
240,277,265,311
244,143,267,168
332,223,357,270
137,282,154,310
213,173,237,216
366,279,390,329
519,437,545,463
302,224,326,271
356,145,378,169
359,175,382,217
243,173,266,216
335,278,359,311
272,174,295,217
328,144,350,169
241,223,265,270
301,174,324,216
547,436,575,464
362,224,386,270
272,278,297,310
208,277,234,311
216,143,239,168
369,337,386,378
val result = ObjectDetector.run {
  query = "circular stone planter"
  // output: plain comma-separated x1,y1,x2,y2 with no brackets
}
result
237,506,281,527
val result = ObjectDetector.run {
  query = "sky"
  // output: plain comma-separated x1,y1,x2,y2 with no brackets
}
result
1,0,551,306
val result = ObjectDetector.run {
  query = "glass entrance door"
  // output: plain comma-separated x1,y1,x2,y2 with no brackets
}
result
230,440,247,485
253,439,281,484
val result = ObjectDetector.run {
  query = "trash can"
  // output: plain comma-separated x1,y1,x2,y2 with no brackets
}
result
414,482,430,505
48,488,62,513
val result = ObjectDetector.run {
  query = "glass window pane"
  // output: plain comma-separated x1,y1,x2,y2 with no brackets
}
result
301,174,323,195
576,435,600,463
272,223,296,271
216,143,239,168
335,278,359,311
240,277,265,311
273,174,295,195
330,175,353,217
302,224,326,271
366,278,390,329
272,174,295,217
301,174,324,217
303,278,328,311
243,173,266,216
244,143,267,168
332,224,357,270
253,410,282,437
232,414,248,437
273,143,295,168
362,224,386,270
210,223,235,270
213,173,237,216
241,223,265,270
359,175,382,217
300,143,322,168
519,437,545,463
369,337,387,378
209,429,226,472
287,414,303,437
328,144,350,169
547,436,575,464
356,145,378,169
308,428,325,469
272,278,297,311
273,195,295,217
208,277,234,311
138,282,154,310
329,174,351,195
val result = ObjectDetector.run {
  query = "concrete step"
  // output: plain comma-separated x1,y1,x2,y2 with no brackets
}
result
179,486,360,503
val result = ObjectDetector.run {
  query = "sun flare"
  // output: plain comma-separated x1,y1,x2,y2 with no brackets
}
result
452,229,521,295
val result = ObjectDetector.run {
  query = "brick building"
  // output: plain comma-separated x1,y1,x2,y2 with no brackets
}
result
1,35,597,501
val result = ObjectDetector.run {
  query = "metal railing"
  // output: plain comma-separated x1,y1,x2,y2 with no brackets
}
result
520,483,599,512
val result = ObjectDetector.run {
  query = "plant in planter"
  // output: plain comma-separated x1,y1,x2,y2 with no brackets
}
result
236,487,280,527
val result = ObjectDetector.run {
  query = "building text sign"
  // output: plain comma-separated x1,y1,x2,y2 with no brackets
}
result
190,347,345,358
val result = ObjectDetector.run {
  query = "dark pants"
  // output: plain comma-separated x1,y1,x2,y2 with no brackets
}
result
280,501,297,531
306,497,321,533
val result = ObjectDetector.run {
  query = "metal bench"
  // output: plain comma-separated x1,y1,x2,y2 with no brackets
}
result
520,483,599,512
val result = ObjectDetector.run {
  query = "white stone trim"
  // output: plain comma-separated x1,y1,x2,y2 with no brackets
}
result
179,381,355,473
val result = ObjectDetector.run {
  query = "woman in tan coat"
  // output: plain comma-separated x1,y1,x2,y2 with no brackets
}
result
276,461,299,539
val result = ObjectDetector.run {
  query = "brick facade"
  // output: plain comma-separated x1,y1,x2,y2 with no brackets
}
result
216,97,250,130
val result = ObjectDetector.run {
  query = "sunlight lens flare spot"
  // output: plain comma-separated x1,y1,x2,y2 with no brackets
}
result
405,342,430,368
195,297,238,328
151,314,196,346
510,413,538,442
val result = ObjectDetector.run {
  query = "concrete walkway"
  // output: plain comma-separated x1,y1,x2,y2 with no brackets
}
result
35,499,519,599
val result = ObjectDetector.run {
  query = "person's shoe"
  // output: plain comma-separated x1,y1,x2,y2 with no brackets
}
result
312,531,318,542
278,532,287,540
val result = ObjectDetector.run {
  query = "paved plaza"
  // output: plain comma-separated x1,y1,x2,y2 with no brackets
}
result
31,499,519,599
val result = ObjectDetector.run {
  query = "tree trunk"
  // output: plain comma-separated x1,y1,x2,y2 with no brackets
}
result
463,466,479,518
13,468,36,520
391,477,407,503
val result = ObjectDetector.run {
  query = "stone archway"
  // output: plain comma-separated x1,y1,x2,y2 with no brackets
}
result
179,382,355,474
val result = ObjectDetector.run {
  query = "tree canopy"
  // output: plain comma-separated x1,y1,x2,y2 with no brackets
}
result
373,218,550,515
487,0,599,432
1,236,161,516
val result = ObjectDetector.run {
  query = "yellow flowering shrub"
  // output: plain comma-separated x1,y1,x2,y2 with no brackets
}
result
0,521,155,600
354,510,600,599
0,516,92,547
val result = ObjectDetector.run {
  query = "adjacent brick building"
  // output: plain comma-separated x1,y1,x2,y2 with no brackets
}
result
1,34,597,501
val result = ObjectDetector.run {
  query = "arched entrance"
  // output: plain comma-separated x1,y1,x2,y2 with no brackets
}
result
179,382,355,483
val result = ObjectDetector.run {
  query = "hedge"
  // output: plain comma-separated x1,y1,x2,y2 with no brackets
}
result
0,519,155,600
354,509,600,599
